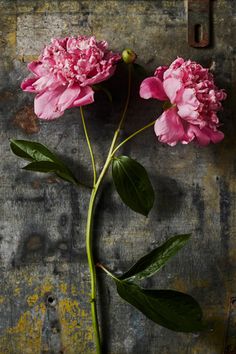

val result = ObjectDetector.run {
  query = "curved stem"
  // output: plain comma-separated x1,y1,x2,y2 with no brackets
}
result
84,64,133,354
111,119,156,156
80,106,97,186
86,188,101,353
85,134,119,354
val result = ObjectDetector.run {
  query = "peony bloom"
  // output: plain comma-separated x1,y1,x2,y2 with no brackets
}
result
140,58,226,146
21,36,121,120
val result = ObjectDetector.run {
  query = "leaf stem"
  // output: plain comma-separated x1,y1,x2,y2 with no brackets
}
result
111,119,156,156
80,106,97,186
96,263,120,281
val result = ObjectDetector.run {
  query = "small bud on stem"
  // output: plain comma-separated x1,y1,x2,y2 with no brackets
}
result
122,48,137,64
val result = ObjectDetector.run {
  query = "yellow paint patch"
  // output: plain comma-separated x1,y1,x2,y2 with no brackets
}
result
58,299,95,354
0,296,5,305
6,31,16,47
71,284,79,296
34,279,54,297
0,304,46,354
0,272,94,353
27,294,39,307
14,287,21,296
17,55,39,62
60,282,68,295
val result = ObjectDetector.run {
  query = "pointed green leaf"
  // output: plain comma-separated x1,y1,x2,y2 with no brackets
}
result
10,139,77,185
112,155,154,216
23,161,61,173
120,234,190,281
23,161,77,184
116,281,204,332
10,139,62,164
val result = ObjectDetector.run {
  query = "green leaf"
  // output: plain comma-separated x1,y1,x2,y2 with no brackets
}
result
10,139,62,164
112,155,154,216
120,234,191,281
23,161,61,173
10,139,77,185
22,161,76,184
116,281,204,332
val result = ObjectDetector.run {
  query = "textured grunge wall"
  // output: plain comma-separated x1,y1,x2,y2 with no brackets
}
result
0,1,235,353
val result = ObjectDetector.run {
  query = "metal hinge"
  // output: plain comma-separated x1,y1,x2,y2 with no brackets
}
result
188,0,210,47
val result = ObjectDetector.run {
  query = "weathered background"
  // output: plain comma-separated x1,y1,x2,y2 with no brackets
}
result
0,0,235,353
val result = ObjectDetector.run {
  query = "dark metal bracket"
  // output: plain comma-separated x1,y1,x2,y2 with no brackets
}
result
188,0,210,47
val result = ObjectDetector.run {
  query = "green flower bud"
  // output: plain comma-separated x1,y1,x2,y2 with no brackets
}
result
122,49,137,64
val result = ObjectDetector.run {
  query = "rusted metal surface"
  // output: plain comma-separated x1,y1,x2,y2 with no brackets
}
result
0,0,235,353
188,0,210,47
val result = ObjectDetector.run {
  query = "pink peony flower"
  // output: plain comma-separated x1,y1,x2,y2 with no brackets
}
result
140,58,226,146
21,36,121,120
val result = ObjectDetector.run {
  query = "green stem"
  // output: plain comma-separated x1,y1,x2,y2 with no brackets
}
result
111,119,156,156
80,106,97,186
86,188,101,353
85,133,119,354
84,65,132,354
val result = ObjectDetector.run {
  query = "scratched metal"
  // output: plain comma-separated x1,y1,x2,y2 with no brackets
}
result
0,0,235,353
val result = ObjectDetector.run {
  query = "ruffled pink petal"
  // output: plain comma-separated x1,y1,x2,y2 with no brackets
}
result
201,126,224,144
177,105,199,121
34,86,66,120
154,107,186,145
163,78,182,104
140,77,168,101
21,77,38,92
32,75,61,92
28,61,49,76
154,66,168,81
185,125,211,146
177,88,199,108
73,86,94,106
57,84,82,111
176,88,200,124
81,65,116,87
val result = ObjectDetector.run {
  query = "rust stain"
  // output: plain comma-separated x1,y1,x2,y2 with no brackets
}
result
32,180,42,189
13,106,40,134
0,91,14,101
46,176,60,184
187,0,210,47
171,278,188,292
26,235,42,251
